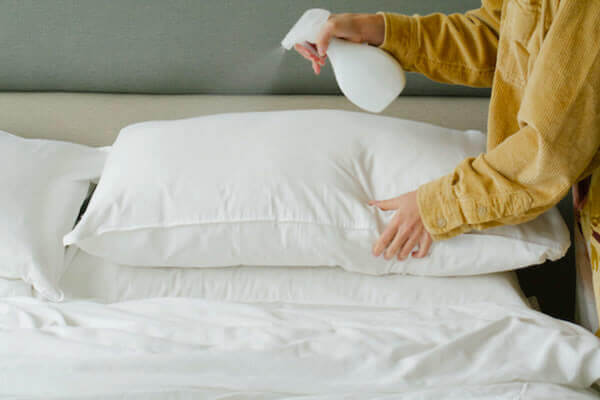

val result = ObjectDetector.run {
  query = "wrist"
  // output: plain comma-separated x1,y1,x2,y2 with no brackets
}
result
359,14,385,46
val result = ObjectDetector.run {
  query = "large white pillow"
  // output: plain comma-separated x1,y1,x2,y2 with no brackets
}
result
0,131,107,301
65,110,569,275
60,247,529,307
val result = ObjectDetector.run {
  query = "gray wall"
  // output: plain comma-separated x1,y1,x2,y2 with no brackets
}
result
0,0,489,95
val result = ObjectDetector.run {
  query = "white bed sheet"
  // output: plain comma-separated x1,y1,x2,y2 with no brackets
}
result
0,297,599,399
7,385,596,400
60,247,530,307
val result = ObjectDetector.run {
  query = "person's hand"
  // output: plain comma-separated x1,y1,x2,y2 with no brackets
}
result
294,13,385,75
573,176,591,219
369,191,433,260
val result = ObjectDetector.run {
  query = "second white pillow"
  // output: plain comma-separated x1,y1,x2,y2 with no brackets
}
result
0,131,107,300
65,110,569,275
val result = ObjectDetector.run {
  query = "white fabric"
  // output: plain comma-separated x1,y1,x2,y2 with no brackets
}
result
6,384,598,400
0,131,106,300
0,278,32,298
0,297,599,398
60,247,529,306
65,110,570,275
574,227,599,334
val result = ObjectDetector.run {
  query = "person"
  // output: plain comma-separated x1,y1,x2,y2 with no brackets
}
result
295,0,600,263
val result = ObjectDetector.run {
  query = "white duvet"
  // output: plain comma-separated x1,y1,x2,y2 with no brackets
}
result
1,297,599,399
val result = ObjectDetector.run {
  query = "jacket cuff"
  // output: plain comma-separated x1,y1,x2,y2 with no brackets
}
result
417,171,535,240
377,12,418,70
417,174,466,239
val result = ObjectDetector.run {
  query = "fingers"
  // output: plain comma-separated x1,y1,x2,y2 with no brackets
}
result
398,225,422,260
370,191,430,260
384,224,410,260
372,216,400,257
306,43,327,65
369,197,400,211
374,219,432,260
294,44,323,63
294,44,310,60
312,61,320,75
412,231,432,258
294,43,326,75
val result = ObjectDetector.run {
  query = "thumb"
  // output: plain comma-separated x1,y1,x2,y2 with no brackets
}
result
369,197,401,211
315,20,335,57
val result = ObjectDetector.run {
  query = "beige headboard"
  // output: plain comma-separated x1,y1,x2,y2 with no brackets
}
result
0,93,489,146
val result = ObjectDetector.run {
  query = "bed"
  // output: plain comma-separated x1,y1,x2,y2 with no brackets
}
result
0,92,596,399
1,0,599,398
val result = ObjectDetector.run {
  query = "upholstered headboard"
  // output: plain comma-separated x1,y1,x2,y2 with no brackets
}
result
0,0,576,321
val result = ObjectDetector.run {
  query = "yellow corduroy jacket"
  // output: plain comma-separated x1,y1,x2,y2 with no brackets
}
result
380,0,600,240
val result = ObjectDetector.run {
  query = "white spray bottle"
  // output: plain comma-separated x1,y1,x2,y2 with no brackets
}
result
282,8,406,113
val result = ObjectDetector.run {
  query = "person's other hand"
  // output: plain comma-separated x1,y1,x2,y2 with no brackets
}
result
369,191,433,260
573,176,591,220
294,43,327,74
294,13,385,75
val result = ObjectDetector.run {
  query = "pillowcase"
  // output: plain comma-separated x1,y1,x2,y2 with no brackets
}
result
64,110,570,275
61,247,529,307
0,131,107,300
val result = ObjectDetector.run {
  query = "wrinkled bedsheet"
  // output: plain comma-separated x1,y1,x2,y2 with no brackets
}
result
1,297,599,399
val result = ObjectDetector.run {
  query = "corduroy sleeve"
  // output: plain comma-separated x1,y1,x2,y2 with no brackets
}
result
417,1,600,240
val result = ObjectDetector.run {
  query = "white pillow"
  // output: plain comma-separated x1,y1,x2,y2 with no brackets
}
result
61,247,529,307
0,131,107,300
65,110,569,275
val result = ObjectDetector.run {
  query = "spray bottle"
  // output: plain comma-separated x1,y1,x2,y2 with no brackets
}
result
282,9,406,113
